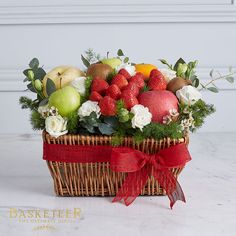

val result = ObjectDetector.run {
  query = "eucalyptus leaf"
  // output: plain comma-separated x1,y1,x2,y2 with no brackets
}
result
174,58,186,71
98,123,115,135
29,58,39,69
35,67,46,81
23,77,29,82
124,57,129,63
209,69,214,78
81,54,90,68
39,98,49,106
193,78,200,88
207,87,219,93
46,78,56,96
27,83,36,93
159,59,172,69
117,49,124,57
23,69,30,77
103,116,119,128
225,76,234,83
82,123,96,133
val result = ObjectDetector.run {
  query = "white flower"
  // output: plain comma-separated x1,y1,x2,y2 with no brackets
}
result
159,68,176,82
38,104,49,118
45,115,68,138
116,63,136,76
78,101,101,119
169,108,179,117
176,85,202,105
130,105,152,131
163,115,172,125
70,77,87,95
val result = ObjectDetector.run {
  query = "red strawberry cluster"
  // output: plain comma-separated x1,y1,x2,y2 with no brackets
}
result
89,68,167,116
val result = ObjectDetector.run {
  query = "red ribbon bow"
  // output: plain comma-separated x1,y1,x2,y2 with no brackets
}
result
43,142,191,208
110,144,191,208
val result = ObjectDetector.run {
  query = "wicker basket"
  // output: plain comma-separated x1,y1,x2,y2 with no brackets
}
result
43,131,189,197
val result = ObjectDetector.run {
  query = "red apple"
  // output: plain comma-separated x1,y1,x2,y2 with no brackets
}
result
138,90,178,123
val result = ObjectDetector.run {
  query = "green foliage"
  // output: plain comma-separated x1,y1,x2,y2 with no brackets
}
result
22,58,46,101
30,111,45,130
112,122,183,146
19,96,38,111
81,49,101,68
67,111,79,134
160,58,199,86
200,67,235,92
46,78,56,96
117,49,124,57
179,99,215,131
80,76,93,103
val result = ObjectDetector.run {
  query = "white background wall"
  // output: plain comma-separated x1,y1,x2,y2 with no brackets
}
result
0,0,236,134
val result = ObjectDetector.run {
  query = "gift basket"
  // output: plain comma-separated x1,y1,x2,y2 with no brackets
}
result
20,49,234,208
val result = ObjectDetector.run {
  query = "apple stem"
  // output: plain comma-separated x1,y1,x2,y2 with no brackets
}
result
106,51,109,59
60,77,62,89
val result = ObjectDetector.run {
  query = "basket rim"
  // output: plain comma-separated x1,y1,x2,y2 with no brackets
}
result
42,130,189,145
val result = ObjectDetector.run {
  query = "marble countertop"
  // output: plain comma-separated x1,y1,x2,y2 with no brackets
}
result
0,133,235,236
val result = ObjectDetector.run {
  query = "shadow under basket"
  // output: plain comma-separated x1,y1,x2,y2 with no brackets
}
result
43,131,189,197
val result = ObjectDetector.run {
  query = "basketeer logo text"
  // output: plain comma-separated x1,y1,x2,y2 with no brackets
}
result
9,207,81,231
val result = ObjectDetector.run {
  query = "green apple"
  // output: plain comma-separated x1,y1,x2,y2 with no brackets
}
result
101,58,122,69
49,86,81,117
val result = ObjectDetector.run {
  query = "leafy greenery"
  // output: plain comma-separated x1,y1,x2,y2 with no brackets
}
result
112,121,183,146
46,78,56,96
30,111,45,130
19,96,38,111
179,99,215,131
67,111,79,134
160,58,199,87
82,76,93,102
81,49,101,68
200,67,236,93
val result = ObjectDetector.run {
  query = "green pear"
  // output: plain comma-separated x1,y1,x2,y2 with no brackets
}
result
49,86,81,117
101,58,122,69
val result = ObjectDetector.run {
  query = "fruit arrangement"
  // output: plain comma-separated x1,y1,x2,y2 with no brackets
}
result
19,49,235,143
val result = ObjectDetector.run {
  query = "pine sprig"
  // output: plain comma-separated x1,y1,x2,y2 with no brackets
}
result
179,99,215,131
67,111,79,134
19,96,38,111
30,111,45,130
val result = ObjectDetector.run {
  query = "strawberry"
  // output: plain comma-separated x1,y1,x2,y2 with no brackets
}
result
99,96,117,116
150,69,163,79
89,91,103,102
148,73,167,90
111,74,128,90
118,69,131,80
106,84,121,100
123,82,140,97
129,73,145,89
91,77,109,95
121,90,139,110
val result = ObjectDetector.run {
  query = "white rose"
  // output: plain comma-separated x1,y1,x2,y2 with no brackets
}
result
116,63,136,76
78,101,101,119
45,115,68,138
176,85,202,105
159,68,176,82
131,105,152,131
70,77,87,95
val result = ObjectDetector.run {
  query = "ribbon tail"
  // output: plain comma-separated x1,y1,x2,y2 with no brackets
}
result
113,168,148,206
153,168,186,209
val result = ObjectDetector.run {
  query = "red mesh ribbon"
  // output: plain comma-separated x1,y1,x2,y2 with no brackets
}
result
43,142,191,208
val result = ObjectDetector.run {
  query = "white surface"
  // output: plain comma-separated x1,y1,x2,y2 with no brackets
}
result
0,133,235,236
